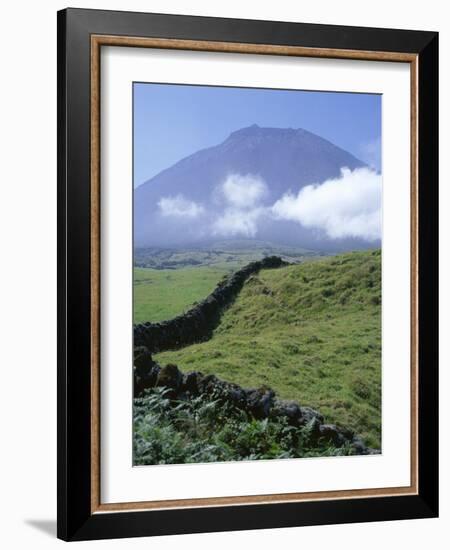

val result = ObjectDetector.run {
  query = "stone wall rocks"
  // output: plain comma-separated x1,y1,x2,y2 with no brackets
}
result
133,351,373,456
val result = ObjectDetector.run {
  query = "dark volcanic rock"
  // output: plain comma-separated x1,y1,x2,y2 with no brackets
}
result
133,347,160,396
156,364,183,392
319,424,347,446
245,386,275,419
351,436,369,455
308,416,323,442
182,371,202,394
134,346,156,376
196,374,220,394
299,406,324,425
271,399,303,426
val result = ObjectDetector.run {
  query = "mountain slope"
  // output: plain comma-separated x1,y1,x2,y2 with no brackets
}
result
155,249,382,448
134,125,367,249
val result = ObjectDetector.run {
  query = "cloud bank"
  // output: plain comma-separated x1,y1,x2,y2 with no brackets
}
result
272,167,381,241
157,169,381,242
158,194,204,218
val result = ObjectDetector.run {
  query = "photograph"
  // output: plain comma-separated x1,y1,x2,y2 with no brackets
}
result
132,82,383,465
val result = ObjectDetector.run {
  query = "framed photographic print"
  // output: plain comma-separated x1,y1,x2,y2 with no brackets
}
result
57,8,438,541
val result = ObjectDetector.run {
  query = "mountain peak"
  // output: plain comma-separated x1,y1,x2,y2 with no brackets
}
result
226,124,313,141
227,124,260,138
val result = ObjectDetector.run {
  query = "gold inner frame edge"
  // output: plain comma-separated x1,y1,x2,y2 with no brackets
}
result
90,35,419,514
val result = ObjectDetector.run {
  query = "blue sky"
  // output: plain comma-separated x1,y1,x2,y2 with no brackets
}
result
134,82,381,188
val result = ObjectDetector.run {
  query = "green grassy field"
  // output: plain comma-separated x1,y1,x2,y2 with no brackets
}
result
154,250,382,448
134,265,232,323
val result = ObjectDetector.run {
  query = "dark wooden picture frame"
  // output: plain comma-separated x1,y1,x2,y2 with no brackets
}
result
57,7,438,541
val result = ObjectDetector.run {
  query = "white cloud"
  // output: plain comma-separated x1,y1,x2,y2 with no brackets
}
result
272,167,381,241
158,194,204,218
212,207,265,238
211,174,269,237
221,174,267,208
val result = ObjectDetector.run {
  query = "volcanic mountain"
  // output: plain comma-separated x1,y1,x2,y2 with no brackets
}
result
134,124,372,250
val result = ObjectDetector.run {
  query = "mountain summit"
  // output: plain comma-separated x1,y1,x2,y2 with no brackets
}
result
134,125,371,249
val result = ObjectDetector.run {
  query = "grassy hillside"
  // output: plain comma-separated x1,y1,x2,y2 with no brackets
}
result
155,249,382,448
133,242,320,323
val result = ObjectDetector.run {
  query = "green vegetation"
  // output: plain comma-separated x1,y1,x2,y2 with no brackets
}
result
134,241,320,323
134,387,356,465
155,249,382,448
134,265,229,324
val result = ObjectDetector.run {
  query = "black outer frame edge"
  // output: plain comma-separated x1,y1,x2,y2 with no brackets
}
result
72,495,436,542
63,6,436,53
56,8,68,542
57,7,439,541
58,7,93,541
417,33,439,515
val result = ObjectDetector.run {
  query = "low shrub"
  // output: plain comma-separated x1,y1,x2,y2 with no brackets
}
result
133,387,357,465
